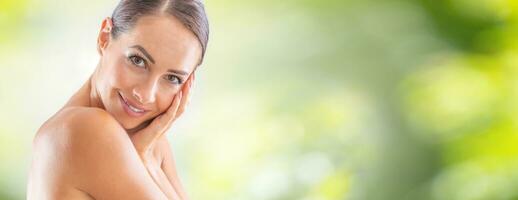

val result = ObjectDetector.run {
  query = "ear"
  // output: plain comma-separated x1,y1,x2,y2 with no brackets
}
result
97,17,113,55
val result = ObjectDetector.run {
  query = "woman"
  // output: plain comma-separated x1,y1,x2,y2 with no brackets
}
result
27,0,209,199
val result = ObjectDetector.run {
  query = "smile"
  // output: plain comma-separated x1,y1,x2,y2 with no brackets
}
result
118,91,148,117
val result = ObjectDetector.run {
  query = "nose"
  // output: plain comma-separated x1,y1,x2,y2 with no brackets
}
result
132,78,159,105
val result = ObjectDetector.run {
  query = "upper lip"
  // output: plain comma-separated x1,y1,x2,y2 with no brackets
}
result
118,91,150,112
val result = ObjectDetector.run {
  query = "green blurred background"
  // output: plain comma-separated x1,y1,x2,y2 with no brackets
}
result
2,0,518,199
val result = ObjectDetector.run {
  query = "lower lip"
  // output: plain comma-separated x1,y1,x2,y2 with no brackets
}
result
118,92,147,118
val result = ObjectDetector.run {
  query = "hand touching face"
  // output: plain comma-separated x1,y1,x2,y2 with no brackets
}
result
129,72,195,156
95,15,202,130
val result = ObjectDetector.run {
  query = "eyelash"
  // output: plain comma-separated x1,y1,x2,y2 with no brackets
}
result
128,54,146,68
127,54,182,85
165,74,182,84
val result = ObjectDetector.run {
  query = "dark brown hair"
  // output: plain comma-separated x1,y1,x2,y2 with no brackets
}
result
111,0,209,64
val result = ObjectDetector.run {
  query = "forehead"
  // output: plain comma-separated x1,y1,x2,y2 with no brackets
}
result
116,14,202,71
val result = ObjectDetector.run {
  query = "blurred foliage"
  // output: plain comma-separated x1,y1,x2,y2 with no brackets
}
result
417,0,507,53
3,0,518,200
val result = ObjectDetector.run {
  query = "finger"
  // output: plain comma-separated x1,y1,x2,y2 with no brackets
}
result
192,71,196,91
176,74,194,116
141,91,182,136
130,86,184,153
161,90,183,130
131,72,192,145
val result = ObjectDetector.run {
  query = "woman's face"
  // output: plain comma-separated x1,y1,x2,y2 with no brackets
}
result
95,15,201,130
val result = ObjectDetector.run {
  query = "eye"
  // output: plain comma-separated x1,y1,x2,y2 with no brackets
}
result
129,55,146,68
165,74,182,84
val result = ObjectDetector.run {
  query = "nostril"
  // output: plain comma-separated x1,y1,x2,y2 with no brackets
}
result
132,85,157,105
132,92,142,103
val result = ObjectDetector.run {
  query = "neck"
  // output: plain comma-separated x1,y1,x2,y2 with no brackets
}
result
88,64,105,110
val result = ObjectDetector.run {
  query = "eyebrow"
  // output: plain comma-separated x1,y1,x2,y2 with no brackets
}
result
129,45,155,64
168,69,189,76
129,44,189,76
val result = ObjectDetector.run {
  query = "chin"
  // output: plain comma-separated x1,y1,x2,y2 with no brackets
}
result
114,106,150,129
113,110,153,131
118,118,139,130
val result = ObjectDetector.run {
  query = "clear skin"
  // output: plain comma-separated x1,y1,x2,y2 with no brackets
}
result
27,14,201,200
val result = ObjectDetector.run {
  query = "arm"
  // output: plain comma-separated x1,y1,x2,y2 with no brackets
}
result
130,72,195,200
140,142,181,199
42,107,171,200
160,137,190,200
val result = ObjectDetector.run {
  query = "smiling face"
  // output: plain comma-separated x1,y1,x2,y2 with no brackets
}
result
95,14,202,130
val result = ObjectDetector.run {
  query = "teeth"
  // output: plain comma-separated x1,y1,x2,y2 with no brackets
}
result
119,92,145,113
128,104,144,113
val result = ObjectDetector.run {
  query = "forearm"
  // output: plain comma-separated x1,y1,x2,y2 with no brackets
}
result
161,138,190,200
143,159,181,200
162,166,189,200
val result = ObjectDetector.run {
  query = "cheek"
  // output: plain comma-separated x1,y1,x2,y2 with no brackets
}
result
110,59,140,90
111,63,129,88
156,88,178,113
102,49,140,90
100,51,126,86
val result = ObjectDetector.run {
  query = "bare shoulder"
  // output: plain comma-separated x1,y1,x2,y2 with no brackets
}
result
37,106,121,138
30,107,167,200
34,106,128,159
33,104,131,161
33,106,128,167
